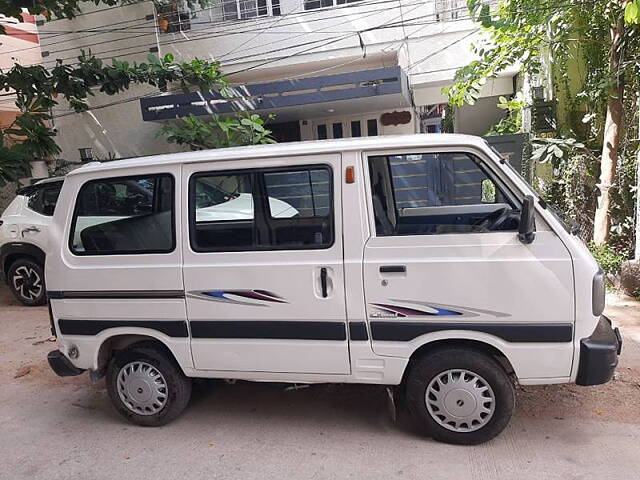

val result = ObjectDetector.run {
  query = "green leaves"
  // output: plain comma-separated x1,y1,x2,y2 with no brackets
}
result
0,48,228,184
531,137,586,167
485,91,527,135
157,114,275,151
0,134,33,188
624,1,640,24
444,0,556,108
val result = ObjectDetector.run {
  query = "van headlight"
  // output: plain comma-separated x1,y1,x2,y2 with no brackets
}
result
592,269,605,316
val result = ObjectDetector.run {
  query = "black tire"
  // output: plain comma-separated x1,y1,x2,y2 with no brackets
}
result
405,348,515,445
7,258,46,306
106,343,192,427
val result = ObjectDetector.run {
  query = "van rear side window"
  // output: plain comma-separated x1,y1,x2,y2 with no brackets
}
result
69,174,175,255
190,165,334,252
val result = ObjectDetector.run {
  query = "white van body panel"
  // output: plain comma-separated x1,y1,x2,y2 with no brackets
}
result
46,135,603,387
363,231,574,378
48,164,190,373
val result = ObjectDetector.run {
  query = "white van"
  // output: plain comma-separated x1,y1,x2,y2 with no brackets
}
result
46,135,621,445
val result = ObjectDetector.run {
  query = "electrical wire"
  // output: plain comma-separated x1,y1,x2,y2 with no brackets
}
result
405,28,479,70
39,1,472,66
40,0,414,54
34,0,456,57
43,1,154,21
1,0,600,111
216,0,308,60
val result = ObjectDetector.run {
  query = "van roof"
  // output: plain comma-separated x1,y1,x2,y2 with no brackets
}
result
68,134,488,176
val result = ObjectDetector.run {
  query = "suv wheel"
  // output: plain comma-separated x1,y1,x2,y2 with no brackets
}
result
405,348,515,445
107,343,192,427
8,259,46,306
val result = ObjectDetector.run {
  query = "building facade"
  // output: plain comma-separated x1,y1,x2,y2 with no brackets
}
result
0,11,46,208
37,0,516,162
0,11,42,133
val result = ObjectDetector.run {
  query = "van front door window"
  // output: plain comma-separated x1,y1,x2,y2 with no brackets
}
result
368,152,519,236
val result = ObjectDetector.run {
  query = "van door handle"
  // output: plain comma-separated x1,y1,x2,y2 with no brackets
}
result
320,267,328,298
21,226,41,237
380,265,406,273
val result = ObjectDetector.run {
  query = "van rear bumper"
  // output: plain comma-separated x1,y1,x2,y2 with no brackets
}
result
47,350,85,377
576,316,622,386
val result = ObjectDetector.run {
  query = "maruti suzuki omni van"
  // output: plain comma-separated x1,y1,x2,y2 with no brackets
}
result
46,134,621,445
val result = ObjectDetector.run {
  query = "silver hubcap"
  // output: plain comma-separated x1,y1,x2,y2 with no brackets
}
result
12,266,43,301
117,361,168,416
425,369,495,432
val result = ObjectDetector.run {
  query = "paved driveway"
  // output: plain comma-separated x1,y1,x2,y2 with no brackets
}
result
1,286,639,480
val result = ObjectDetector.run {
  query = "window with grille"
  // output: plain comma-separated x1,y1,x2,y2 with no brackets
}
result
304,0,363,10
223,0,281,20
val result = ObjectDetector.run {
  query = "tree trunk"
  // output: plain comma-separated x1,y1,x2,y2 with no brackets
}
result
593,5,626,245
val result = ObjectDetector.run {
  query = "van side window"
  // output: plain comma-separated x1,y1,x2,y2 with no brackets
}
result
191,173,256,251
263,167,333,248
189,165,334,252
70,174,174,255
368,153,519,236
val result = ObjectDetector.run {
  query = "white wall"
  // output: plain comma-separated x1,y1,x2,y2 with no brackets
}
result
455,95,505,136
37,3,164,161
1,14,42,114
304,109,415,140
38,0,479,90
34,0,509,160
50,84,184,162
158,0,479,88
38,2,156,68
0,18,41,70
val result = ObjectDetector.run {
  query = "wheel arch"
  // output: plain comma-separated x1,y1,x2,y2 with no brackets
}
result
94,332,186,375
402,337,517,384
1,242,46,279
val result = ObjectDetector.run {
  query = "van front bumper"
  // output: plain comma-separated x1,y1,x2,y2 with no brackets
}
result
576,316,622,386
47,350,85,377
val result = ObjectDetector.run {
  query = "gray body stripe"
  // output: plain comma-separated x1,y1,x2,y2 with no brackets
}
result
370,322,573,343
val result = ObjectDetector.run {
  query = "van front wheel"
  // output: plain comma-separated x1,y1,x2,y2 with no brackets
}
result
405,348,515,445
106,344,192,427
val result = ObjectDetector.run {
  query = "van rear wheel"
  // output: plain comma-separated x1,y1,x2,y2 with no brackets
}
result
405,348,515,445
106,344,192,427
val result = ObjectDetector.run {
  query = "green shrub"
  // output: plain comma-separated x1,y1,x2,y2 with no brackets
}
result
589,242,625,276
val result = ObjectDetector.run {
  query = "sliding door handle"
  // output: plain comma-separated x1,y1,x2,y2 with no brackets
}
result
380,265,406,273
320,267,328,298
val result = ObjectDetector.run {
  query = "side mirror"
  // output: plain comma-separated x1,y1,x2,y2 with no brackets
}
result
518,195,536,244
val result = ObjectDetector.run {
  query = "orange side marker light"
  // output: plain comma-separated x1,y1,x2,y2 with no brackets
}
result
345,166,355,184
